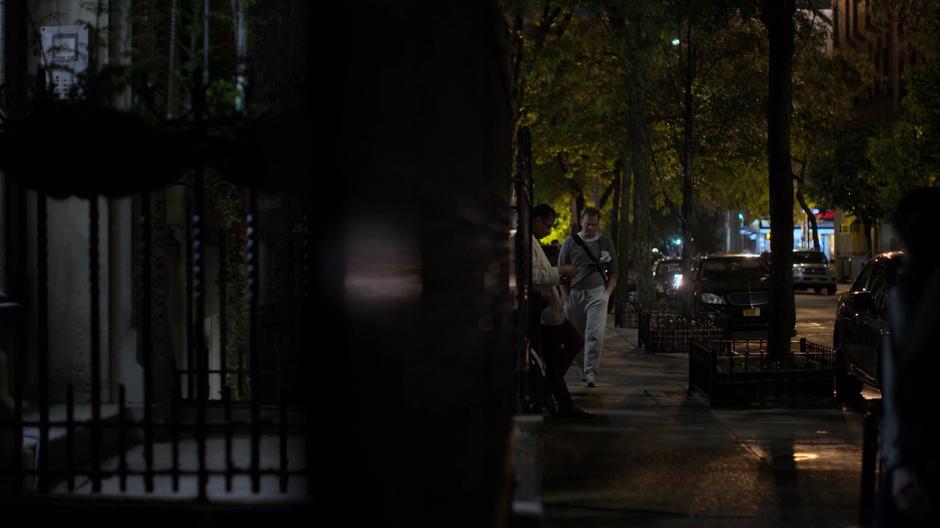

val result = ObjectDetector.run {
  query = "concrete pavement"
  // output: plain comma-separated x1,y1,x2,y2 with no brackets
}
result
538,321,867,527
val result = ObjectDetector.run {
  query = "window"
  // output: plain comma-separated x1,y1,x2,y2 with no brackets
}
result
700,258,768,281
851,261,874,292
868,264,887,307
793,251,827,264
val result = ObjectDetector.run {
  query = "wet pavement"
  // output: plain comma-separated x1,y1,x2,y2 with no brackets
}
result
538,320,868,527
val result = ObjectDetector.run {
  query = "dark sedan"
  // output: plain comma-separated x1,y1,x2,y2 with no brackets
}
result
833,251,903,403
654,258,684,297
690,254,770,332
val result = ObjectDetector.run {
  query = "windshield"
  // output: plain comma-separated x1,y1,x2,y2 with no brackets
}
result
793,251,827,264
700,258,768,280
656,261,682,277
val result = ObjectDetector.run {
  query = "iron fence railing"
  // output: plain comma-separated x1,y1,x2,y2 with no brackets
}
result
638,309,724,354
0,183,310,499
688,338,836,406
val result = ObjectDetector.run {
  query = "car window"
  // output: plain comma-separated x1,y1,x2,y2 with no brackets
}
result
851,262,874,292
655,261,682,277
700,258,768,280
793,251,827,264
868,264,887,308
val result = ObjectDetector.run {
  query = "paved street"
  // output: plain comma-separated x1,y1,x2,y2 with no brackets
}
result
794,283,850,345
728,282,849,344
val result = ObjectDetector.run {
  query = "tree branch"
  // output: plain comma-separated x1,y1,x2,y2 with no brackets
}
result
799,0,832,25
598,174,618,208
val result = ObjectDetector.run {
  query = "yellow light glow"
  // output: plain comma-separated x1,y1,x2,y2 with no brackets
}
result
792,453,819,461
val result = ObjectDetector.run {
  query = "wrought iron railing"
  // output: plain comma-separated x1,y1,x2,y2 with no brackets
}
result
0,175,310,499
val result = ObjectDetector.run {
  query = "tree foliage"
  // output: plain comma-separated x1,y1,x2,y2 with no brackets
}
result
864,0,940,207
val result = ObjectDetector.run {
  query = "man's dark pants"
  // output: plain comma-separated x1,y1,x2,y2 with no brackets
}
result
541,320,583,410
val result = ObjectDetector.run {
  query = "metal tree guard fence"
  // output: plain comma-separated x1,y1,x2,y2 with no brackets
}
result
637,308,724,354
688,338,836,407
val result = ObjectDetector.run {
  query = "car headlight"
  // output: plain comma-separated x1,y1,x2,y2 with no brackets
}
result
672,274,683,289
700,293,725,305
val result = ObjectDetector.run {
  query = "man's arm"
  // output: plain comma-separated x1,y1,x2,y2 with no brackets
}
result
557,238,573,295
605,275,618,297
532,239,576,286
604,235,619,295
532,243,560,286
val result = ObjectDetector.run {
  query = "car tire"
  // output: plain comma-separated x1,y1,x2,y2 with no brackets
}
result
827,285,837,295
834,337,863,406
813,287,822,294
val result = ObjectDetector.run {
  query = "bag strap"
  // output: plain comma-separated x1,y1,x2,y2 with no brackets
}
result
572,234,607,282
573,234,601,263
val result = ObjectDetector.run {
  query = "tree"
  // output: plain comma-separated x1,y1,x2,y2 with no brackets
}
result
808,119,885,255
863,0,940,211
806,0,940,255
762,0,797,360
602,1,672,312
645,5,769,260
790,10,871,251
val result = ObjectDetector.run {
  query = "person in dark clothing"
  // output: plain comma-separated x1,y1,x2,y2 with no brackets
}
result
878,187,940,527
541,240,561,266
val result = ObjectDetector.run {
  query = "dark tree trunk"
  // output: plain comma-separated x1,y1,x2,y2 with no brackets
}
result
629,67,655,311
598,175,618,209
617,152,632,324
610,162,623,323
681,14,695,274
762,0,797,361
609,166,622,246
862,216,874,257
796,187,820,250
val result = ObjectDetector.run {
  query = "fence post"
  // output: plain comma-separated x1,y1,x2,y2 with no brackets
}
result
638,309,649,352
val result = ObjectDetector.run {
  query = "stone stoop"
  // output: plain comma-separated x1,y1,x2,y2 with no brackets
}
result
19,404,142,491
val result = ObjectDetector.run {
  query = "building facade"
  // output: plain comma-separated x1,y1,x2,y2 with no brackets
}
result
829,0,912,279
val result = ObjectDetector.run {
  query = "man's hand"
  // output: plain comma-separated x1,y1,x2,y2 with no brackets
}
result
605,276,618,297
558,265,576,282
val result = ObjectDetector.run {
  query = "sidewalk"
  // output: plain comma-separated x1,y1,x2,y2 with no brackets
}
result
539,321,866,527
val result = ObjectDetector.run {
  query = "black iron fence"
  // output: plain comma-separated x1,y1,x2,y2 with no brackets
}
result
0,181,310,500
638,309,724,354
617,301,642,329
688,338,836,406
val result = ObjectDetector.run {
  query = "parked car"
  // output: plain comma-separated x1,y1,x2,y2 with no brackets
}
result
690,254,770,332
792,249,837,294
653,258,683,297
832,251,904,403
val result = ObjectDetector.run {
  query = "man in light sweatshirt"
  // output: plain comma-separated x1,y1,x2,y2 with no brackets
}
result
558,207,618,387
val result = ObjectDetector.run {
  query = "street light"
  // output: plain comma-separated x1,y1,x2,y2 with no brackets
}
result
671,38,681,46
